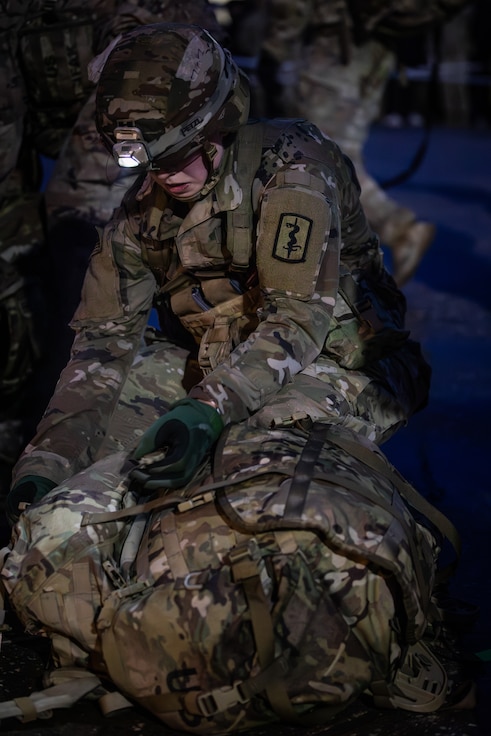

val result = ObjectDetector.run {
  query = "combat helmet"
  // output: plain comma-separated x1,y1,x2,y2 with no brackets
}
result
95,23,250,172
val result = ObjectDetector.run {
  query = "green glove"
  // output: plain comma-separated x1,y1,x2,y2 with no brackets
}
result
6,475,58,525
130,398,223,490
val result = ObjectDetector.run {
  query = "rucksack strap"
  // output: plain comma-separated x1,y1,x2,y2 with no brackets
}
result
0,676,103,722
229,542,299,721
320,426,461,580
284,423,429,640
135,540,348,725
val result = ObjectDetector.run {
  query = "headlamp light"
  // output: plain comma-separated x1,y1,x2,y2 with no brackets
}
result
112,127,150,168
113,141,150,168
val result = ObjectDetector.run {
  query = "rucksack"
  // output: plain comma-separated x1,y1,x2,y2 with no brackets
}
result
0,419,461,732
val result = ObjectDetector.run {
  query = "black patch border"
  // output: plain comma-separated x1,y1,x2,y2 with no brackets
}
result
271,212,313,263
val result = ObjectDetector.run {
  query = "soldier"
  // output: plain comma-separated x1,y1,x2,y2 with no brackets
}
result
259,0,469,286
7,22,431,522
44,1,227,356
0,1,226,496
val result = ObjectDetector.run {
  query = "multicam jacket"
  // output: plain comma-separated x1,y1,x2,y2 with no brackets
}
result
13,119,412,485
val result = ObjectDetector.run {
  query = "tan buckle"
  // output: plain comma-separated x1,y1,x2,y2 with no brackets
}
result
390,641,448,712
197,684,248,716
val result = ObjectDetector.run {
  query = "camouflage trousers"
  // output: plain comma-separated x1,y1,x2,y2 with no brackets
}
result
97,330,429,460
288,38,416,246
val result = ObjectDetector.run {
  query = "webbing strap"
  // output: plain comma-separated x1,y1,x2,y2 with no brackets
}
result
230,544,300,722
159,510,191,580
321,427,461,578
302,466,428,641
137,653,290,716
227,122,264,271
284,428,327,517
229,542,353,727
338,271,393,335
13,697,37,723
0,677,102,722
283,423,429,640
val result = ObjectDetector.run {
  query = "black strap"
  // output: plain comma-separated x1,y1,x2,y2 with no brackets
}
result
380,27,442,190
284,426,329,517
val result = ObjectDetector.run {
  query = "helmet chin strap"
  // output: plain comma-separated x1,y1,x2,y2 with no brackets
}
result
203,140,219,166
195,138,226,199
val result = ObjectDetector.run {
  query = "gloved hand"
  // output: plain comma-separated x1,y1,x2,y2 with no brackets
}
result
130,398,224,491
6,475,58,525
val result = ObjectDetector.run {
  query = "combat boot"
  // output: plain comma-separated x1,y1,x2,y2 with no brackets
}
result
391,221,436,286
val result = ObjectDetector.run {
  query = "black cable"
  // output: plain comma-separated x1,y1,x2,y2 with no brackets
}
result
380,26,442,190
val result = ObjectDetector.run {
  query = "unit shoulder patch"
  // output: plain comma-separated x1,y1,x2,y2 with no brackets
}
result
272,213,313,263
257,186,331,298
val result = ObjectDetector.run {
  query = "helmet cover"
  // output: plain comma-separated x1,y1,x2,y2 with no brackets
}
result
95,23,250,168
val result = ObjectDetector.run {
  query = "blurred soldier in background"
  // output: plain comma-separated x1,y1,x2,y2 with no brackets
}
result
0,0,225,497
258,0,471,286
208,0,269,116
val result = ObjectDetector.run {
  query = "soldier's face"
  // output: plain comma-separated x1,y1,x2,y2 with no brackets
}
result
150,142,224,200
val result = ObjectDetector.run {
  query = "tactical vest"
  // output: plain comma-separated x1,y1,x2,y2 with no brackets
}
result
146,120,409,375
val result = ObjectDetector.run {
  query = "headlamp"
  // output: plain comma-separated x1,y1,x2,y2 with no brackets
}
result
112,127,150,168
113,141,150,168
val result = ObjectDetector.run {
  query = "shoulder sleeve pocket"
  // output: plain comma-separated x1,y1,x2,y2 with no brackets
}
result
256,182,332,299
71,229,124,325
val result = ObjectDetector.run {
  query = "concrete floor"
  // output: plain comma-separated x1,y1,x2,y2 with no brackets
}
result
0,122,490,735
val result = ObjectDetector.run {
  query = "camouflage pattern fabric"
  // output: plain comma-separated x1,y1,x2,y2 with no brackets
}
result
261,0,414,245
0,0,226,227
0,255,45,467
261,0,470,246
12,116,430,488
0,256,43,401
1,420,441,732
0,2,228,478
44,1,227,227
2,449,136,667
0,170,46,468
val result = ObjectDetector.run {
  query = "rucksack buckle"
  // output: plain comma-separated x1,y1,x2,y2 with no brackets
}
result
371,641,448,713
197,683,248,716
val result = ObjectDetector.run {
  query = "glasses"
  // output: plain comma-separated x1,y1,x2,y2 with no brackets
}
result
148,146,204,174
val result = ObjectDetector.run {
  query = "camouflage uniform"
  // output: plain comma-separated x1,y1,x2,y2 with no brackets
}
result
11,29,431,490
260,0,469,285
42,1,226,395
0,2,225,485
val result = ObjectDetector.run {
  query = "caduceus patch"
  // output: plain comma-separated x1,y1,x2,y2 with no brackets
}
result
272,213,312,263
